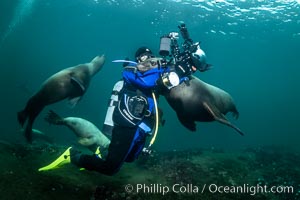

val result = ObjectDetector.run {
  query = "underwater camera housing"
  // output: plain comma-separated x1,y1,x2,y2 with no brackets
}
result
158,23,195,58
159,32,179,57
159,23,209,75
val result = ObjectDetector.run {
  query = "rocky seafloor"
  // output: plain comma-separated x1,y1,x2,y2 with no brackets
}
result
0,141,299,200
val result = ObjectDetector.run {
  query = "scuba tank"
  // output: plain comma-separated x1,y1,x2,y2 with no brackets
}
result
102,80,124,137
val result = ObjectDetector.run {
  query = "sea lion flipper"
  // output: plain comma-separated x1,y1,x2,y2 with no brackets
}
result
24,119,33,143
203,102,244,136
68,77,86,108
177,114,196,131
18,110,28,127
68,96,82,108
203,102,223,119
45,110,65,125
78,137,94,146
70,76,86,94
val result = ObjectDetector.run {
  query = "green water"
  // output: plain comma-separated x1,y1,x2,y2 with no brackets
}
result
0,0,299,151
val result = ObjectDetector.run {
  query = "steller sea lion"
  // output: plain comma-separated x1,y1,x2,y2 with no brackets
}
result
163,76,244,136
17,55,105,143
45,110,110,152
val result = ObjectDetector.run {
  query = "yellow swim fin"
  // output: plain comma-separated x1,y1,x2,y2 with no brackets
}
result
95,146,102,158
38,147,72,171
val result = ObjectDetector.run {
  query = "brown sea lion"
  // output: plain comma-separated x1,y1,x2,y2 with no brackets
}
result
163,76,244,136
45,110,110,151
17,55,105,142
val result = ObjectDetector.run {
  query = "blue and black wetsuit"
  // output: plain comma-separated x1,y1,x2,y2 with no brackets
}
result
76,65,169,175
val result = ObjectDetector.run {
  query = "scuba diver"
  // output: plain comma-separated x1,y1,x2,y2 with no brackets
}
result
38,24,210,175
101,47,155,140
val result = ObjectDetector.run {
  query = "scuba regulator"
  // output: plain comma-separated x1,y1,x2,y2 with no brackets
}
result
158,24,210,89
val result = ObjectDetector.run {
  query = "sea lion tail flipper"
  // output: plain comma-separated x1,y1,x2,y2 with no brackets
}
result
45,110,64,125
17,110,28,127
203,102,244,136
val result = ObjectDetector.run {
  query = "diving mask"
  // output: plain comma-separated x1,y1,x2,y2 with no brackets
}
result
137,53,154,63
